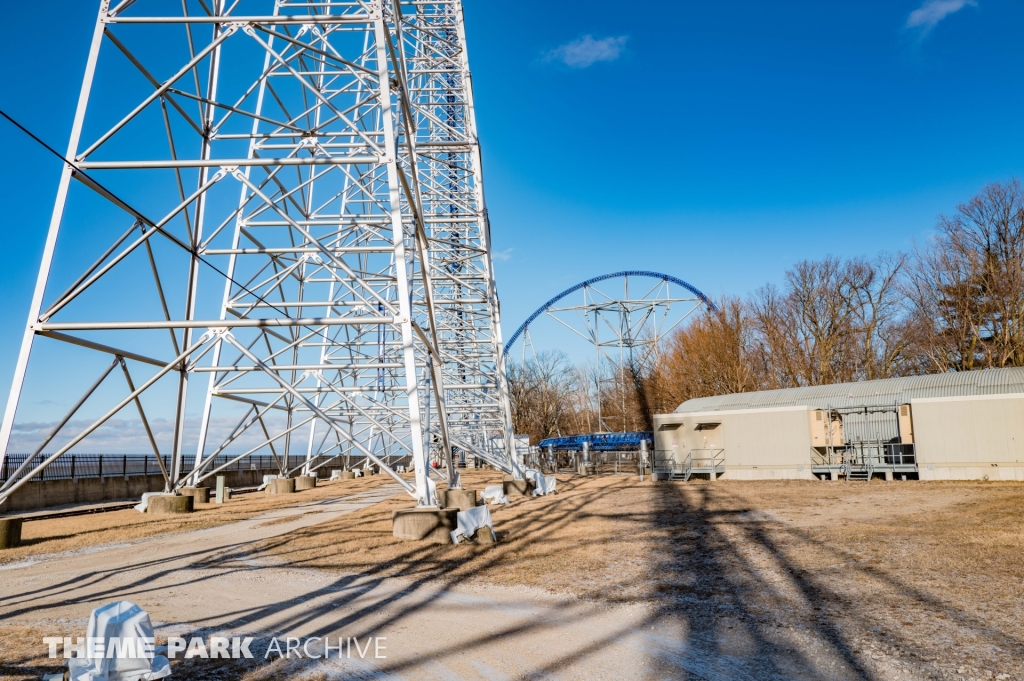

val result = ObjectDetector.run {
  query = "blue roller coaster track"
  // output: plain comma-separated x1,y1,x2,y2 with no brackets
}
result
538,431,653,451
503,270,716,356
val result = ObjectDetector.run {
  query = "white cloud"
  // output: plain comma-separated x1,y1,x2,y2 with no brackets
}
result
906,0,977,34
544,35,628,69
493,248,514,262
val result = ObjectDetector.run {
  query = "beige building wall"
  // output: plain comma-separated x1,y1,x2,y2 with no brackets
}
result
912,393,1024,481
654,406,816,480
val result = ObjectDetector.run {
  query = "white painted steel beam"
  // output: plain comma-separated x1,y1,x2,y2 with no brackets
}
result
0,0,515,505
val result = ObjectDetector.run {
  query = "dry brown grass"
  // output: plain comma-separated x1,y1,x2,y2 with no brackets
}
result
0,624,65,681
251,472,1024,679
247,470,653,596
0,624,271,681
0,474,400,566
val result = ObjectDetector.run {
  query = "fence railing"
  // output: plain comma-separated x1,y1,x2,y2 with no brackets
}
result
653,450,684,476
0,452,395,485
811,443,916,468
525,449,644,474
686,448,725,473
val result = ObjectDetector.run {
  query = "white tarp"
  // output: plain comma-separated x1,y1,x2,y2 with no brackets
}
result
133,493,173,514
481,485,508,505
67,601,171,681
451,505,496,544
533,475,556,496
525,469,557,496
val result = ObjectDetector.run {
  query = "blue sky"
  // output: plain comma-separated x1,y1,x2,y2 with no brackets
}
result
464,0,1024,355
1,0,1023,444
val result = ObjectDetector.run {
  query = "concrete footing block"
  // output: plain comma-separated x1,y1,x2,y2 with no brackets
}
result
440,489,478,511
0,517,23,549
341,471,356,480
179,486,210,504
392,507,458,543
502,478,535,497
830,471,840,481
884,471,894,482
267,478,296,494
148,495,194,515
295,475,317,491
471,526,497,544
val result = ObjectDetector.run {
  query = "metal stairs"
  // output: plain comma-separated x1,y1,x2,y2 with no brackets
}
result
845,464,873,482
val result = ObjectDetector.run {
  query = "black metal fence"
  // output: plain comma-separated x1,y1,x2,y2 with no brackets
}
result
1,453,339,484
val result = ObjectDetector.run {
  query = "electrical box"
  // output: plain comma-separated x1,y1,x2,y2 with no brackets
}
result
653,416,685,454
898,404,914,444
809,409,845,447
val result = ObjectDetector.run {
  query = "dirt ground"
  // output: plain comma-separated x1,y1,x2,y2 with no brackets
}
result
0,473,398,567
2,472,1022,680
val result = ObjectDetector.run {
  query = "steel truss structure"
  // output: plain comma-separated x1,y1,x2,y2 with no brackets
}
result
0,0,517,509
504,271,715,433
401,4,516,468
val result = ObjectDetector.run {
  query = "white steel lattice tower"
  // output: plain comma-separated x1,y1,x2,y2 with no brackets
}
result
0,0,517,509
399,3,516,469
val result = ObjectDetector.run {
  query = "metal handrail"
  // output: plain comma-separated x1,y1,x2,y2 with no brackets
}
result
811,443,915,468
653,448,725,480
687,448,725,468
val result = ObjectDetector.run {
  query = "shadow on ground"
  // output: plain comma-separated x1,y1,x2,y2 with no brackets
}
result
3,476,1022,680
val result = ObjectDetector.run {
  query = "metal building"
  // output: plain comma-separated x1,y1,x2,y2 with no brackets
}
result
653,368,1024,482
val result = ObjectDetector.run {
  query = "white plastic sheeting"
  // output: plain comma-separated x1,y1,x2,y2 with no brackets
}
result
451,505,496,544
525,469,556,496
533,475,557,496
133,493,172,513
481,485,508,505
67,601,171,681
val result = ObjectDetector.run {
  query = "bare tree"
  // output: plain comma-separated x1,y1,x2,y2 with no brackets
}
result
749,255,915,387
655,297,764,404
904,179,1024,370
507,351,588,444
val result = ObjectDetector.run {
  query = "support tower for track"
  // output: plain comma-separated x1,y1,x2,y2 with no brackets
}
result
0,0,516,509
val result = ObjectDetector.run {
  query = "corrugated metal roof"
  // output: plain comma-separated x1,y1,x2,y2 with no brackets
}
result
675,367,1024,413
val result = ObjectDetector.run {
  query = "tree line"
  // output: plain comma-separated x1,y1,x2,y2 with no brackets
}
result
510,179,1024,444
